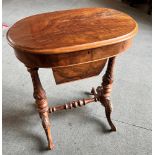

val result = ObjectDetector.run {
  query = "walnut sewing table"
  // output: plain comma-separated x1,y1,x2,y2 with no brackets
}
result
6,8,138,150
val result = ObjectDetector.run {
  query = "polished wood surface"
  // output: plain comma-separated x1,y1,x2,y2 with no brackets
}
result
52,59,107,84
6,8,138,150
7,8,137,54
14,39,131,68
14,38,131,84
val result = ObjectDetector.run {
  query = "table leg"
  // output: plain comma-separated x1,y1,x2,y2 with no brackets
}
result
96,57,116,131
27,67,54,150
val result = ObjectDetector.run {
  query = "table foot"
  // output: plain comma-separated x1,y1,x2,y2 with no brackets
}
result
103,99,116,131
95,86,117,132
48,144,55,150
40,112,55,150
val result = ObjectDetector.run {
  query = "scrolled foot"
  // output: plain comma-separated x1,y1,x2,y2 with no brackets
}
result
110,124,117,132
48,143,55,150
104,99,116,132
106,112,117,132
41,112,55,150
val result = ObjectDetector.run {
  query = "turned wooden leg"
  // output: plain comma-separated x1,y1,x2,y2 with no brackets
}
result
96,57,116,131
27,67,54,150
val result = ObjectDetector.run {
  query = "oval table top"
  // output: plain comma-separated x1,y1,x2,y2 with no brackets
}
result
7,8,138,54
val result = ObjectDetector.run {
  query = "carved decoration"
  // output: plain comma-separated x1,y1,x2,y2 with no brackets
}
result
91,57,117,131
27,67,54,150
26,56,116,150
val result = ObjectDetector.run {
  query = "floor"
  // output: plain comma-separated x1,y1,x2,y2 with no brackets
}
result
2,0,152,155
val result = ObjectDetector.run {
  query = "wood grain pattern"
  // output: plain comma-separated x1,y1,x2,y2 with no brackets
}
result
52,59,107,84
14,39,132,68
6,7,138,151
7,8,137,54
